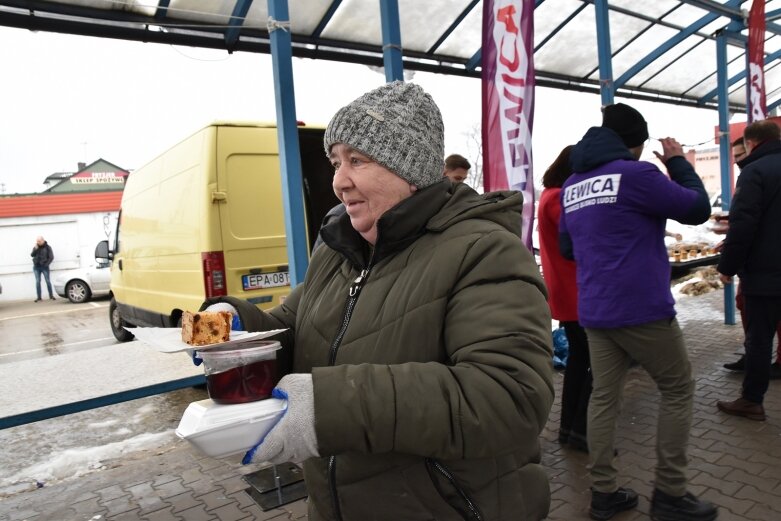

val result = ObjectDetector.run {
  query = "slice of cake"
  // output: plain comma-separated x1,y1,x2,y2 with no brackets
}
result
182,310,232,346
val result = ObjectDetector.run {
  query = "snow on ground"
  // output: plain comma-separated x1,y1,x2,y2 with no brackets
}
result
0,430,175,496
0,386,206,498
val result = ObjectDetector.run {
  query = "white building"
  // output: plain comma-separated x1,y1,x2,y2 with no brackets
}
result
0,159,127,302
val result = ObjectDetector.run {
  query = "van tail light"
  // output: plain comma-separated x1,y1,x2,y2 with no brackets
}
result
202,251,227,297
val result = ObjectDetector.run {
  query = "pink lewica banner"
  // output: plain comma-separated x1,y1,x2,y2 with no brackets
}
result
748,0,767,122
482,0,536,250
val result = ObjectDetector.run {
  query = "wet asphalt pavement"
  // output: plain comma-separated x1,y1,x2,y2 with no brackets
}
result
0,297,207,496
0,296,116,363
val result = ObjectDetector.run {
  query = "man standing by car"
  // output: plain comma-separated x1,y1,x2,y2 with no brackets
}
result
717,120,781,421
31,235,55,302
560,103,716,521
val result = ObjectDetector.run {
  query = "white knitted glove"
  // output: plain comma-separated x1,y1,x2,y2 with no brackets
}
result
243,373,319,465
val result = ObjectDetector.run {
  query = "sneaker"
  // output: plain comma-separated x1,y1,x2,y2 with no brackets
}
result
650,489,717,521
34,298,42,302
771,362,781,380
589,487,638,520
49,296,56,300
723,355,745,371
717,397,766,421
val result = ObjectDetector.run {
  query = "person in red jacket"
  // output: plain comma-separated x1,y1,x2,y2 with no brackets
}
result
538,145,592,452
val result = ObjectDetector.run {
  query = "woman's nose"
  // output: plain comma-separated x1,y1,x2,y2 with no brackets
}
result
332,166,352,192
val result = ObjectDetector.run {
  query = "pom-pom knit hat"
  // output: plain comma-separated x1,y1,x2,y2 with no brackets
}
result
324,81,445,188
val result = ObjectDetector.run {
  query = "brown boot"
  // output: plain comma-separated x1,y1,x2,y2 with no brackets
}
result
717,397,765,421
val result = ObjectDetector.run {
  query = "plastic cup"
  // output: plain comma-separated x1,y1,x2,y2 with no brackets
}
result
196,341,282,404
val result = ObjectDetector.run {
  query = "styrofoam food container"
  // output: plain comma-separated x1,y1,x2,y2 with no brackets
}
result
176,397,286,458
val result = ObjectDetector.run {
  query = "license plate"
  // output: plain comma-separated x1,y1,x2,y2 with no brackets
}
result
242,271,290,291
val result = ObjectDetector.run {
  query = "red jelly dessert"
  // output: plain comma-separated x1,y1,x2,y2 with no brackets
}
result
206,358,278,404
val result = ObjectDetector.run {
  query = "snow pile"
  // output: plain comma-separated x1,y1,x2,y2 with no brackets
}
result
0,430,175,496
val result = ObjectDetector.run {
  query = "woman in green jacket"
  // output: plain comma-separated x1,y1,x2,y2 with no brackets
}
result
206,81,554,521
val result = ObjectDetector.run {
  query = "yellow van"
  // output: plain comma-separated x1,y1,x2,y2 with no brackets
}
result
96,122,338,341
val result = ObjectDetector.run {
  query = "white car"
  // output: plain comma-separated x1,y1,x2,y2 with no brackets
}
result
53,263,112,303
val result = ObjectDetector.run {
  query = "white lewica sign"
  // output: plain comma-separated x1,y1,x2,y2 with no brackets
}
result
563,173,622,213
71,172,126,184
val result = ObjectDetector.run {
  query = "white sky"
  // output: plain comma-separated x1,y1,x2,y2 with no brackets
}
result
0,26,745,195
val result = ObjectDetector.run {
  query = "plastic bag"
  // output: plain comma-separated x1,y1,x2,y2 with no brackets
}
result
552,327,569,369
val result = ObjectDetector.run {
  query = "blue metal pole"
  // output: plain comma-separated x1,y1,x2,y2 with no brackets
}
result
716,31,736,325
594,0,614,106
379,0,404,82
0,375,206,430
268,0,308,286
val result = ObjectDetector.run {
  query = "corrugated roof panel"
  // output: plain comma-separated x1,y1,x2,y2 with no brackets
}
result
533,0,583,49
0,192,122,218
662,2,720,28
687,42,744,100
616,36,701,87
607,9,657,50
287,1,334,35
3,0,779,111
606,16,677,84
396,0,472,53
643,39,721,96
699,17,734,37
728,78,749,106
167,0,233,25
321,0,470,54
247,0,335,34
609,0,682,20
765,34,781,56
534,7,597,79
321,0,382,46
436,4,482,60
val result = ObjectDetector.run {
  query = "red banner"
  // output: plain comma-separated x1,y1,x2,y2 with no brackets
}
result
482,0,535,249
748,0,766,121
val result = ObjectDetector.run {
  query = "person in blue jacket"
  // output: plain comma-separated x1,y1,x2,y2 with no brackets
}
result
559,103,717,521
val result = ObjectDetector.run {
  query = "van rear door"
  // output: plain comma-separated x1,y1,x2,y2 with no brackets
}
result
216,125,339,309
216,125,290,308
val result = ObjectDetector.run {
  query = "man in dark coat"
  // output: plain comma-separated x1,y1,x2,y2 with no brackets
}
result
31,235,55,302
717,119,781,421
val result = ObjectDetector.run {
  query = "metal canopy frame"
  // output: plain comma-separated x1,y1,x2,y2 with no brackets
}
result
1,1,779,111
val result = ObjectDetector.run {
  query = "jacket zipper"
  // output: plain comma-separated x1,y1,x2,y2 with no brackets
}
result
426,458,483,521
327,267,370,365
327,260,373,521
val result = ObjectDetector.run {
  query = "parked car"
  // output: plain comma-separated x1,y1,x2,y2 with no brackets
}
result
53,262,111,303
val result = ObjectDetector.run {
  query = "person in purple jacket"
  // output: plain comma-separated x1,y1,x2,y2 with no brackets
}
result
559,103,717,521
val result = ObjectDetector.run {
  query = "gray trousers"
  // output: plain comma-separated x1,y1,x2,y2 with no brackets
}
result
586,318,694,496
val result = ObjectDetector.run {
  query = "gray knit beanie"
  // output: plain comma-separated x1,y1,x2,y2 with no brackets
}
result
324,81,445,188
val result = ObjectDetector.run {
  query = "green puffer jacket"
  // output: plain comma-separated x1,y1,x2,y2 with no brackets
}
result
213,180,554,521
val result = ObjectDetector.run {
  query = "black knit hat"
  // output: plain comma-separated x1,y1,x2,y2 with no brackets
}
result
601,103,649,148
